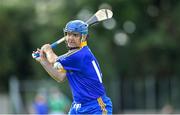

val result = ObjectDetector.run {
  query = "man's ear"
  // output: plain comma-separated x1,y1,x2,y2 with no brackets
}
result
81,34,87,42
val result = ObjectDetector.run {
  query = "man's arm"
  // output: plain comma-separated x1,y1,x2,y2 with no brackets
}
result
34,44,66,82
40,60,66,82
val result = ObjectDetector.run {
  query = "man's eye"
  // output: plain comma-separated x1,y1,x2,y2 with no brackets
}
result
67,33,72,36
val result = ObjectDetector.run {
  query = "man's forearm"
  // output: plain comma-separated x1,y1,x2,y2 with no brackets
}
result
40,61,66,82
46,50,58,63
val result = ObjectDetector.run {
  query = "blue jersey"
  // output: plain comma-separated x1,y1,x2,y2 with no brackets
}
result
56,46,106,103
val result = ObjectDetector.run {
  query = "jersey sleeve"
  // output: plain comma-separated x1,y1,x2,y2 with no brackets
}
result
53,62,66,73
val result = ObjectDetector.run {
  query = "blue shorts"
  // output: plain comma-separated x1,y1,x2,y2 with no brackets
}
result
68,95,112,115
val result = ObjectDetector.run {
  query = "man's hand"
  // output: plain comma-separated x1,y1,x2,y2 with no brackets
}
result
32,44,57,64
41,44,58,63
41,44,53,54
32,48,47,62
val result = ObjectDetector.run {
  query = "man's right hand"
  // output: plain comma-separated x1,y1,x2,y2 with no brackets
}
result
32,44,57,64
32,48,47,62
41,44,58,63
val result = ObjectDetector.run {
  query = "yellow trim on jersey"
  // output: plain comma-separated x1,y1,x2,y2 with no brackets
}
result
97,97,107,115
80,41,87,48
58,68,66,73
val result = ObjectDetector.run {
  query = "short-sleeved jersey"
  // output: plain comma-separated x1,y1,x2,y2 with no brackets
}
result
56,46,106,103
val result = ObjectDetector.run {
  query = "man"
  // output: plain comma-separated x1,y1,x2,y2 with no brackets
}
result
32,20,112,114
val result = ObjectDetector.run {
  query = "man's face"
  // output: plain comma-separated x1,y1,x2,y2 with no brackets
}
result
65,32,81,48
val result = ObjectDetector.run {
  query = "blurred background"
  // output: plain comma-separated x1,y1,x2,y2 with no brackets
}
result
0,0,180,114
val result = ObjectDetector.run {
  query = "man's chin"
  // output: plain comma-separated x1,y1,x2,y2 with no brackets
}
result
68,45,75,47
